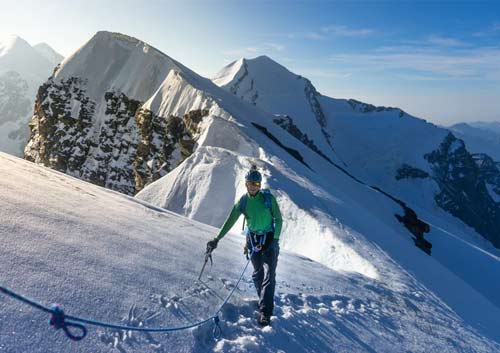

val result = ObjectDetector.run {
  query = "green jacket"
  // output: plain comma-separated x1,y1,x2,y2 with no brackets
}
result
216,191,282,240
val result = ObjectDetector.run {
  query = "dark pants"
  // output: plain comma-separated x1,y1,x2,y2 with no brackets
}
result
247,235,279,317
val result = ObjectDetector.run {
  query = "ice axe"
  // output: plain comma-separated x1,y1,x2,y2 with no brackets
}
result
198,246,214,281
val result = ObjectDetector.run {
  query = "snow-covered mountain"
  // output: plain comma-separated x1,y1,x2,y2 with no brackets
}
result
469,121,500,134
33,42,64,64
213,56,500,250
2,152,500,352
0,35,62,156
24,31,216,194
22,32,500,349
449,122,500,160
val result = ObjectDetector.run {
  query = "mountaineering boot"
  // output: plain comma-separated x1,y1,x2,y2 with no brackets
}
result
258,312,270,327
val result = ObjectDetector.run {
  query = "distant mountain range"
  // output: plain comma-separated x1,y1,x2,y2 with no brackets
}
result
0,35,62,155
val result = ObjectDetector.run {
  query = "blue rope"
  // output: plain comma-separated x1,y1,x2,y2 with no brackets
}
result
0,250,253,341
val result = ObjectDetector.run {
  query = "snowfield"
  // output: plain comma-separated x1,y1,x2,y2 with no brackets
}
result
1,152,500,353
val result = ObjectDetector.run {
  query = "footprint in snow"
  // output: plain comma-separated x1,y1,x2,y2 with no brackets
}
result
98,304,162,352
220,278,235,290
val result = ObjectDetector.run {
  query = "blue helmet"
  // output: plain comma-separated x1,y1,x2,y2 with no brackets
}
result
245,169,262,183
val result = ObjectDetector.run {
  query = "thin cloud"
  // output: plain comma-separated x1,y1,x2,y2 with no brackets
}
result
396,35,469,48
289,24,375,41
426,35,468,47
223,42,286,58
264,42,285,51
288,32,327,40
223,47,260,57
328,46,500,80
294,67,352,79
321,25,374,37
472,22,500,37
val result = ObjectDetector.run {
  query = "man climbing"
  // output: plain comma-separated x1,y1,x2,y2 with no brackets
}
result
206,167,282,327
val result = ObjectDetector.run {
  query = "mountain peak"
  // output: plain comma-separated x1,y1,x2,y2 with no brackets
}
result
91,31,142,47
0,34,33,58
246,54,283,67
33,42,63,65
54,30,191,101
213,55,297,87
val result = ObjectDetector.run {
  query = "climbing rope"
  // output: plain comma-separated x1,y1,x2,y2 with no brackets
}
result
0,249,254,341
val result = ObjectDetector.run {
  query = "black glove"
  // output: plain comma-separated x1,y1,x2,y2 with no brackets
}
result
206,239,219,253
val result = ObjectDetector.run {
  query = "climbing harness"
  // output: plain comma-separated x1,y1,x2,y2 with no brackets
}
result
0,249,254,342
248,231,267,253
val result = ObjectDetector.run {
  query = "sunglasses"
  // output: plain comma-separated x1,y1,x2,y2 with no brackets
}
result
246,181,261,187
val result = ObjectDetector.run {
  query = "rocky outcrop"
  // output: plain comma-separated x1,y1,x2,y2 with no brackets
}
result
396,164,429,180
395,208,432,255
371,185,432,255
24,77,96,173
273,115,333,164
348,99,406,117
252,122,311,169
24,77,208,195
472,153,500,201
134,108,208,191
80,91,140,194
304,79,333,149
424,133,500,247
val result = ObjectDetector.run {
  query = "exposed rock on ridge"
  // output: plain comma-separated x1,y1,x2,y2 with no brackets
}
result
24,73,208,195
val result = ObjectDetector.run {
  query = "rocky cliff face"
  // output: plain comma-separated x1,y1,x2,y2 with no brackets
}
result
473,153,500,200
347,99,406,117
24,76,207,195
397,133,500,247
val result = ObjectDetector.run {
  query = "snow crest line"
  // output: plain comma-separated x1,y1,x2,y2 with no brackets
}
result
0,250,254,341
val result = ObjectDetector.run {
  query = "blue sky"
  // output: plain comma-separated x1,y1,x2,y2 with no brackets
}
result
1,0,500,124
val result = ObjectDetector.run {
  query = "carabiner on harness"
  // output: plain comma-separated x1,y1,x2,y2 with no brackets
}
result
248,232,267,254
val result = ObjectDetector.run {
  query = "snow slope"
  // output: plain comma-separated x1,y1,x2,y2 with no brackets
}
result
1,152,499,353
213,56,438,188
213,56,334,159
0,35,62,156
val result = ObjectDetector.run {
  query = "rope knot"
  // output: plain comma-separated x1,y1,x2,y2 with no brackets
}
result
49,304,87,341
49,304,66,329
